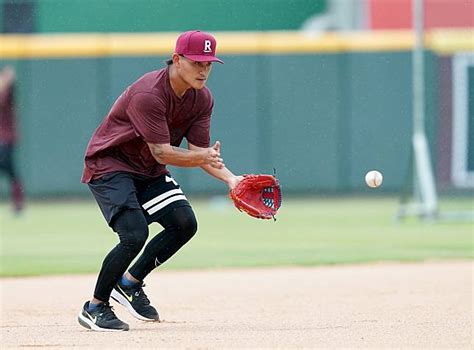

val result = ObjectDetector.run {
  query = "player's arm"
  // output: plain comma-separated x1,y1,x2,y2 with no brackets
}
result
147,141,224,169
188,142,243,189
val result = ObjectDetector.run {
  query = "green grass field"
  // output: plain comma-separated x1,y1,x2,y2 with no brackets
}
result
1,197,473,277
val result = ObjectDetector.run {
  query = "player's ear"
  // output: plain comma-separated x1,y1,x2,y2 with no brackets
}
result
172,53,181,66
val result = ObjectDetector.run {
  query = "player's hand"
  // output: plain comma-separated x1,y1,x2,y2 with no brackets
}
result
227,175,244,190
203,141,225,169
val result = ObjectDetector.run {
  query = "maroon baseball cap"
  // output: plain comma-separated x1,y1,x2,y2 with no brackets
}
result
175,30,224,64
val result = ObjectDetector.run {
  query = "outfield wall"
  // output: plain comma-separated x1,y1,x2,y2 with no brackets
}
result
0,0,326,33
0,31,472,197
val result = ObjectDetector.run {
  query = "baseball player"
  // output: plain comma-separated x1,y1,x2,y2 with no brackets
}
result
0,66,24,214
78,30,243,331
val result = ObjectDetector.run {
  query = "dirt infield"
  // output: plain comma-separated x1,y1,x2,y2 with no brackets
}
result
1,261,472,349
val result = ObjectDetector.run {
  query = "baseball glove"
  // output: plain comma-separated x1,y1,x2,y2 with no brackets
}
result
229,174,282,220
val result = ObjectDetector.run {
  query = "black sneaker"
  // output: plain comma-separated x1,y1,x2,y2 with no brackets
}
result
78,301,129,332
111,281,160,322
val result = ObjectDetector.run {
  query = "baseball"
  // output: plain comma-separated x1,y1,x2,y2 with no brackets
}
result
365,170,383,188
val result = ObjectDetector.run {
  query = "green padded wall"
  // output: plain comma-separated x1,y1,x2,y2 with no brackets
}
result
0,1,3,32
468,66,474,171
267,54,343,192
1,50,437,197
346,52,436,191
35,0,326,33
347,52,414,191
18,59,102,196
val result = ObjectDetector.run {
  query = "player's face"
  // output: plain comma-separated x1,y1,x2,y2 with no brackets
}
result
177,56,213,89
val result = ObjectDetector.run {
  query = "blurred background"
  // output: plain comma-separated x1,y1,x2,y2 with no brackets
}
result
0,0,473,275
0,0,473,198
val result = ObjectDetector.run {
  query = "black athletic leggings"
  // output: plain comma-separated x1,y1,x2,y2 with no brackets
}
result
93,206,197,302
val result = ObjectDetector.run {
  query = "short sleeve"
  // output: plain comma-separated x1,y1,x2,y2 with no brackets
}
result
126,92,169,144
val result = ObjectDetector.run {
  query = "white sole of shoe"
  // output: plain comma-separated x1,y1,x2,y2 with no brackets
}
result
77,313,128,332
111,288,158,322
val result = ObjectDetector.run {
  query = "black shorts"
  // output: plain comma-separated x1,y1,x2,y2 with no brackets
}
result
88,171,191,227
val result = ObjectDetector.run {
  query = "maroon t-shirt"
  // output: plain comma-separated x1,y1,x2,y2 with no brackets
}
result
81,67,213,183
0,83,16,145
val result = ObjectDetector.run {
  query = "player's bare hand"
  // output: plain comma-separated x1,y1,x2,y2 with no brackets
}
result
203,141,224,169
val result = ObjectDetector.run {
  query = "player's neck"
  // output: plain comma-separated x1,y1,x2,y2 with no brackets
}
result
168,65,190,98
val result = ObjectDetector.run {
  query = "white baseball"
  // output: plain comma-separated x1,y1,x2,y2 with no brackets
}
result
365,170,383,188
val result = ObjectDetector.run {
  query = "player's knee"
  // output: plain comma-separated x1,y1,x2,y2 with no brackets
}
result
122,227,148,253
159,206,198,244
180,214,198,242
174,207,198,243
113,209,149,253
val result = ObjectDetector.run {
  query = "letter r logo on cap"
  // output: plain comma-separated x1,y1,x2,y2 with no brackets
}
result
203,40,212,53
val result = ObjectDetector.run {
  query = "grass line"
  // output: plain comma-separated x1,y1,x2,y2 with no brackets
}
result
1,197,472,276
